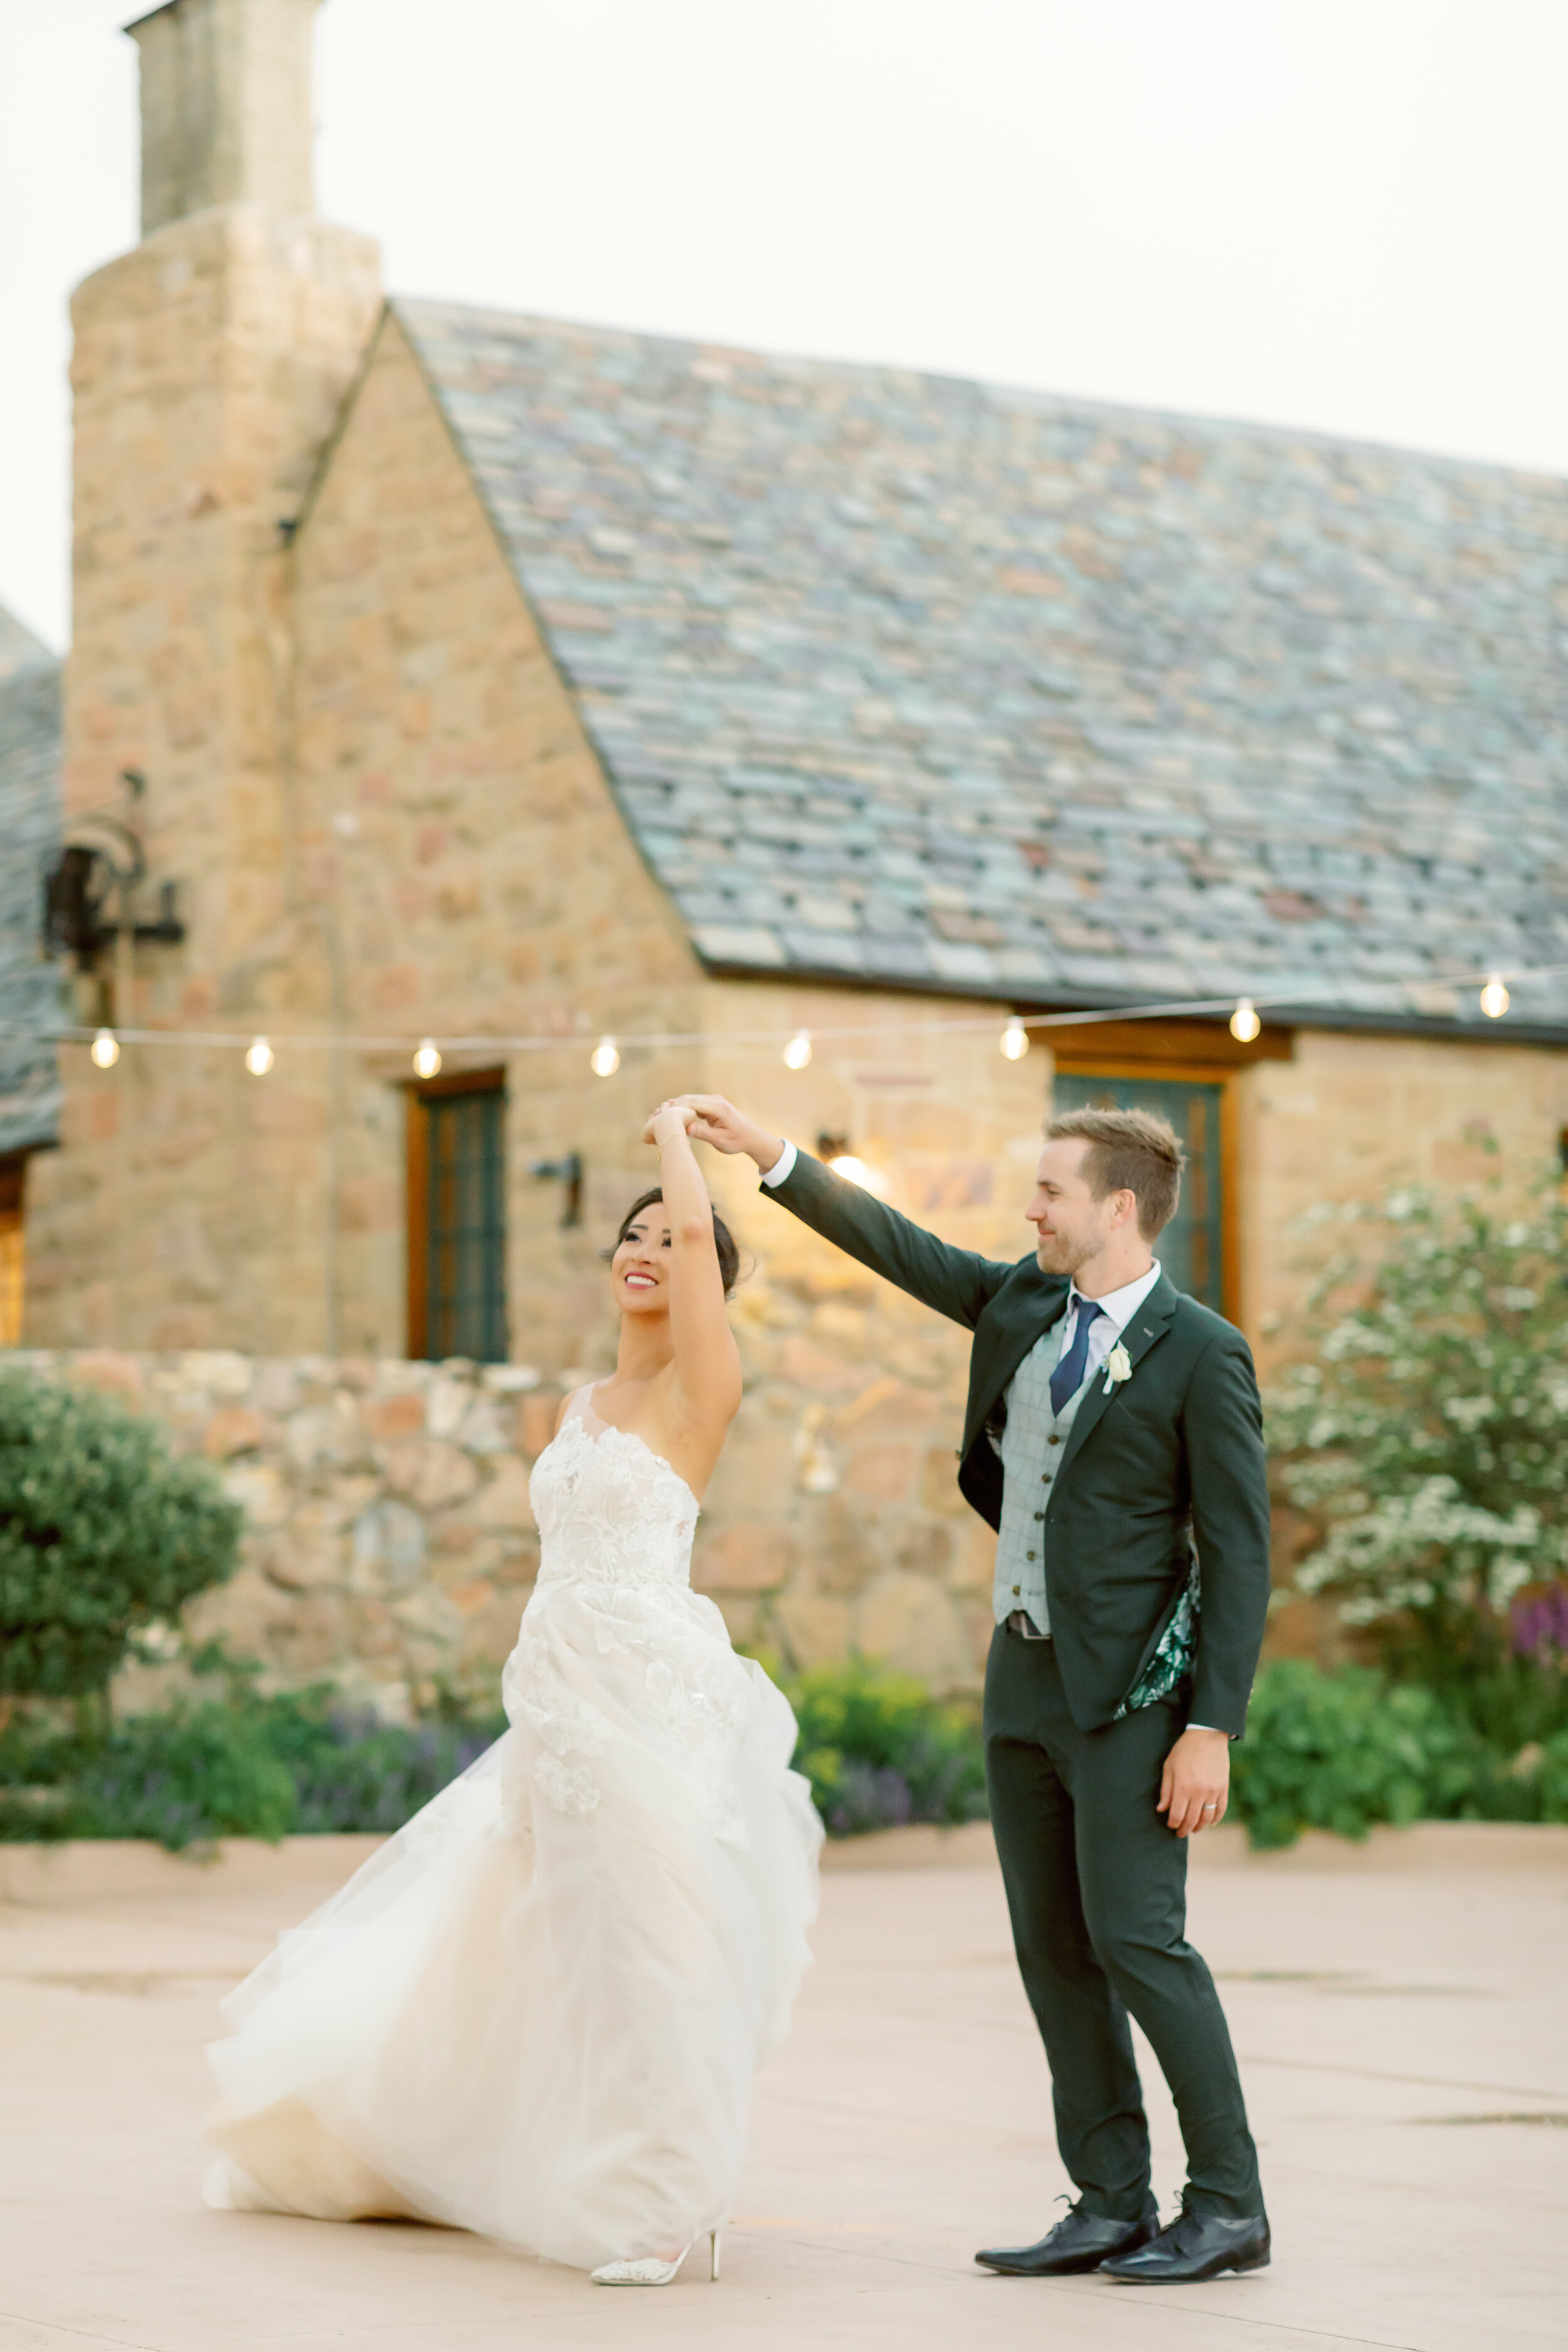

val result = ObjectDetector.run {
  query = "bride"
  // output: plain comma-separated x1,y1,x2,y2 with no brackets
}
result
203,1102,822,2284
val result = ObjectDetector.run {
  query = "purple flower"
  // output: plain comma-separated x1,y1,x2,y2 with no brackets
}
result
1511,1586,1568,1658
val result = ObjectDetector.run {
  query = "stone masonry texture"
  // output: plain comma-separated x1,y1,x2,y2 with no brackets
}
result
130,0,320,236
7,1330,997,1707
23,199,380,1349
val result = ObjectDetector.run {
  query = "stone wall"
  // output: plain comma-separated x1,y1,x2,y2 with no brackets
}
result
9,1307,993,1714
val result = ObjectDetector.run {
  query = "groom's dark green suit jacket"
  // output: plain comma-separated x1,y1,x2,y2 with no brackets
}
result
763,1151,1273,1740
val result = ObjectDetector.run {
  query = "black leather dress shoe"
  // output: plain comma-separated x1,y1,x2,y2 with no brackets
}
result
1101,2206,1270,2282
975,2205,1160,2277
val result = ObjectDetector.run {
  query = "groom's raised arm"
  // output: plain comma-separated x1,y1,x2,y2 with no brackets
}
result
668,1096,1012,1332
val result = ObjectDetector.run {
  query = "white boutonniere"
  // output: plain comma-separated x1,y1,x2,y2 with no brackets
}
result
1102,1342,1133,1395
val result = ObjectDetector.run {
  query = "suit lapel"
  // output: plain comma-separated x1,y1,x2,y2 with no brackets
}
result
1052,1273,1178,1484
969,1271,1071,1440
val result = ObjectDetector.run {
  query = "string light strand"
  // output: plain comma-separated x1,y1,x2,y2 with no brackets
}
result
11,955,1567,1069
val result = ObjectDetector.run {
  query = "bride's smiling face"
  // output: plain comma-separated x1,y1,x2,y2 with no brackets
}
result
611,1207,672,1315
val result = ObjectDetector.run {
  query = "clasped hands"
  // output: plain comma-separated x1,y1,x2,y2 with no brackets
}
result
640,1100,697,1148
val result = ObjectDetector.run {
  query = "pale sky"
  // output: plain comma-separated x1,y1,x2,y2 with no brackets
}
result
3,0,1566,653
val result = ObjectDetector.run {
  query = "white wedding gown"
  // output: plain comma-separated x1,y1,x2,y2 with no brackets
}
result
203,1389,822,2269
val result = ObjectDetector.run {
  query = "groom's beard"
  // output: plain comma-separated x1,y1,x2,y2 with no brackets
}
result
1034,1231,1093,1278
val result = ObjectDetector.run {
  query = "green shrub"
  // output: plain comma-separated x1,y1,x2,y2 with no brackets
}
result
781,1660,988,1836
0,1703,295,1850
0,1685,508,1853
1538,1731,1568,1820
238,1690,507,1835
1229,1658,1568,1846
1266,1184,1568,1678
1231,1660,1474,1848
0,1374,242,1699
0,1654,990,1853
1,1649,1557,1860
1439,1651,1568,1754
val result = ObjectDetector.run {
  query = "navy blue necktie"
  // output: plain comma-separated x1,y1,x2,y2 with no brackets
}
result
1049,1297,1104,1414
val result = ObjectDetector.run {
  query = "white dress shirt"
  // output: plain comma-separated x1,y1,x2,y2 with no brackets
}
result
1056,1259,1164,1369
759,1139,799,1187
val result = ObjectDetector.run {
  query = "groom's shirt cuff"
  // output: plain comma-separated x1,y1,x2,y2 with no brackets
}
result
759,1139,798,1187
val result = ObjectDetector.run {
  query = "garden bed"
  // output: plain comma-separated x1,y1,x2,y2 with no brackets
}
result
3,1655,1565,1860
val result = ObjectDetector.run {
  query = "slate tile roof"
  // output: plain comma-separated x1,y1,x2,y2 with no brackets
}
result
0,607,63,1155
399,299,1568,1036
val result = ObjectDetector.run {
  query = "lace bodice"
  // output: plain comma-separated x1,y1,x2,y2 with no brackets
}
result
503,1393,758,1839
527,1396,699,1593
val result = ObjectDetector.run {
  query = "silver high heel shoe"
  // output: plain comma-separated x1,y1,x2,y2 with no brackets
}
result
591,2227,723,2287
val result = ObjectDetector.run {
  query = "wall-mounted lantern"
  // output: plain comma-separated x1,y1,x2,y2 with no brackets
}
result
41,785,184,969
531,1151,583,1228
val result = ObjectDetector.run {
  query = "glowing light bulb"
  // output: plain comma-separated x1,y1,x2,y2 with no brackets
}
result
245,1036,275,1077
90,1029,120,1069
783,1030,813,1070
1000,1019,1029,1061
827,1153,889,1197
1229,999,1261,1043
590,1036,620,1077
413,1038,442,1079
1479,974,1510,1020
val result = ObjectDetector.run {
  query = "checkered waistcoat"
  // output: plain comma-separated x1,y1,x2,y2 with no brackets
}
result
992,1316,1200,1717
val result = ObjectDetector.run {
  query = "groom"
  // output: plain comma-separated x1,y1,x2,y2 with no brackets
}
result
670,1097,1272,2283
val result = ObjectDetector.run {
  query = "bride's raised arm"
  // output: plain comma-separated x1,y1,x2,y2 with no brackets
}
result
644,1103,743,1434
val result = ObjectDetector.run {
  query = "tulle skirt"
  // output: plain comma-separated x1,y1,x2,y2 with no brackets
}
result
203,1577,822,2270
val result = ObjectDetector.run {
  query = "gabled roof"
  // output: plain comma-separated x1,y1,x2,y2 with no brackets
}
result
0,606,62,1156
398,299,1568,1038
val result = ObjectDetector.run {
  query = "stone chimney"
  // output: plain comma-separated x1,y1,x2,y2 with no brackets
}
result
34,0,382,1350
128,0,320,231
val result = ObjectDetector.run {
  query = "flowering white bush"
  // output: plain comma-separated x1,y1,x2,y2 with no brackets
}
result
1267,1184,1568,1670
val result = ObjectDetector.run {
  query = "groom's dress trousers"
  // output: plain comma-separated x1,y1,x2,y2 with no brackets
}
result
985,1633,1261,2219
760,1143,1270,2223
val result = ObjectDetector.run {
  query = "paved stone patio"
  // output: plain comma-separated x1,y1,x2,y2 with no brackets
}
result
0,1829,1564,2351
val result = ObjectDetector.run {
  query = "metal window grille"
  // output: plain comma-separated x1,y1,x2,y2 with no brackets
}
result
423,1089,507,1362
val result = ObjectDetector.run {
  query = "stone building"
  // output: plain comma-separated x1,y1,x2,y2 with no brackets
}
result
6,0,1568,1702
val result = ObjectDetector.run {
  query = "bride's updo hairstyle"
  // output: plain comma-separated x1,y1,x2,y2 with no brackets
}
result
605,1187,741,1300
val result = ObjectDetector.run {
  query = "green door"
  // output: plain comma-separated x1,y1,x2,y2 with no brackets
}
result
1050,1074,1224,1311
425,1088,508,1362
